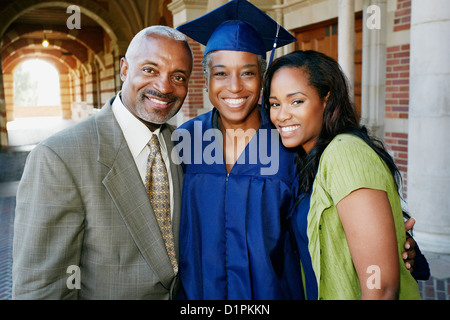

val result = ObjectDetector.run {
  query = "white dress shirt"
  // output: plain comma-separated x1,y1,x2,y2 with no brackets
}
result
112,93,174,218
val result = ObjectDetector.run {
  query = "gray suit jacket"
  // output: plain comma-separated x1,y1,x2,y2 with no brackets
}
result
12,97,183,299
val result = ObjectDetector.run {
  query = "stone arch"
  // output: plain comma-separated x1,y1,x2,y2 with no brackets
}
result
2,38,88,69
0,0,127,73
3,49,81,75
3,28,97,64
4,53,70,74
0,0,125,44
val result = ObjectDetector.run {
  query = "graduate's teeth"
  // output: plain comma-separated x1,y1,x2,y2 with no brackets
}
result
281,125,300,132
224,98,246,105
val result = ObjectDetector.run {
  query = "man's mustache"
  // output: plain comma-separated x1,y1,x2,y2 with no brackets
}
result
143,89,177,102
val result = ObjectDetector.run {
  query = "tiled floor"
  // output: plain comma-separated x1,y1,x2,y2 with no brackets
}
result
0,117,449,300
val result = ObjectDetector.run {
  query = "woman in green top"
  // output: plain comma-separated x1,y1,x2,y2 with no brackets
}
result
263,50,421,299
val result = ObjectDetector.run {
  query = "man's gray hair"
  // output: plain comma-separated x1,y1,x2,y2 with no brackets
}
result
125,25,193,61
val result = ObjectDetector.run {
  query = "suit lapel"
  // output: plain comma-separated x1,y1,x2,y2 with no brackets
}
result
95,99,175,288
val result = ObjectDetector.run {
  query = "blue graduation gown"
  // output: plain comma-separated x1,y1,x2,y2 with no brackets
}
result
173,107,303,300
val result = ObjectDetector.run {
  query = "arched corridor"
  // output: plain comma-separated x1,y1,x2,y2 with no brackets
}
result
0,1,124,147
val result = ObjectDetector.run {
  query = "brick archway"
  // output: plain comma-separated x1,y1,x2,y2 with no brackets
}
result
0,0,124,43
3,51,79,121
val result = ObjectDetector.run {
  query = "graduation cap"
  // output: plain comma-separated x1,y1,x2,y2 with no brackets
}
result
176,0,296,65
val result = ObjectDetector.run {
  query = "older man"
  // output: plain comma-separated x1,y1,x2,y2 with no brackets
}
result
12,26,193,299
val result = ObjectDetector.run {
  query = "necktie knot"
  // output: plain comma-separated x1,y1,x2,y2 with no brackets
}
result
148,134,162,157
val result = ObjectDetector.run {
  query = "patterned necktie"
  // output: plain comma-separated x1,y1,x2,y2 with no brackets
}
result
145,134,178,274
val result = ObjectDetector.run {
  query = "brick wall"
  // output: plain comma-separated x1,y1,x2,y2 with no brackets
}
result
181,39,205,119
385,132,408,198
2,73,13,121
385,0,411,198
393,0,411,32
385,44,410,120
59,74,72,119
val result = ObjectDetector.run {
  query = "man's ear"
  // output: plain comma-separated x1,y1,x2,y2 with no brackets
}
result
120,57,128,82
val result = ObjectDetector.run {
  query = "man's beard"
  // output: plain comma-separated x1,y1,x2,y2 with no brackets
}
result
136,89,181,124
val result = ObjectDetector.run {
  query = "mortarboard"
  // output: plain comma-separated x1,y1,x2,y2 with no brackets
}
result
176,0,296,65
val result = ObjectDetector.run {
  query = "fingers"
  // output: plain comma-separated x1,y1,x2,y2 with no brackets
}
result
403,253,415,272
405,237,416,256
404,217,416,233
402,236,416,273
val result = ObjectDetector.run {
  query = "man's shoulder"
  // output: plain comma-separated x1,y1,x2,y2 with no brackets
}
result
38,115,98,152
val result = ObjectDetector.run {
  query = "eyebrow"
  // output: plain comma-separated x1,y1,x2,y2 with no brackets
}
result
269,91,307,99
287,91,307,97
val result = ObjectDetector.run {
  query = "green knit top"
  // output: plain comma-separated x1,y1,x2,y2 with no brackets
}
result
306,134,421,299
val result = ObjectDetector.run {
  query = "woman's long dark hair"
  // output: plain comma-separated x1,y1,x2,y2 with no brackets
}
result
263,50,410,221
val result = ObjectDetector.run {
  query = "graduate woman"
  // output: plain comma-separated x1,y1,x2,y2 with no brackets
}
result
264,50,425,299
173,0,303,299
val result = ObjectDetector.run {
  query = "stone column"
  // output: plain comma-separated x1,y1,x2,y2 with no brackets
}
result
207,0,227,12
408,0,450,254
360,0,387,139
338,0,355,99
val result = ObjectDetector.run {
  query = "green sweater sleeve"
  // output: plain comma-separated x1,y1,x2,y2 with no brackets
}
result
317,134,392,205
309,134,421,300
